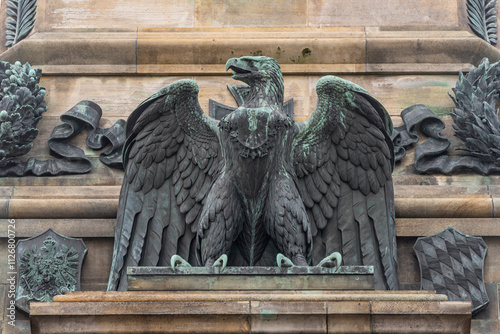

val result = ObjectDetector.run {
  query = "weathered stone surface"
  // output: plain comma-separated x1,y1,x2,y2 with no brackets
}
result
308,0,461,27
36,73,459,120
471,320,500,334
36,0,195,31
365,27,499,66
20,0,471,34
11,186,120,199
327,301,371,333
2,29,497,76
473,283,499,331
195,0,307,27
397,218,500,237
31,303,250,333
52,290,450,303
7,199,118,219
29,291,471,333
2,187,500,234
127,266,374,291
482,237,500,284
395,198,494,218
371,301,471,333
250,301,327,333
1,219,116,238
79,238,113,291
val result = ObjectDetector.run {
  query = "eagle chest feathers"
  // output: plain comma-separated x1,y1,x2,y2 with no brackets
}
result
220,107,294,159
107,56,399,292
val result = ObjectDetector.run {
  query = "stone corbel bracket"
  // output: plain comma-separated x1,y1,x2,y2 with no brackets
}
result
0,27,499,76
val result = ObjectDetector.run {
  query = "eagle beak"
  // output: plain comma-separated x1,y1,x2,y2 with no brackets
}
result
225,58,253,82
225,58,238,72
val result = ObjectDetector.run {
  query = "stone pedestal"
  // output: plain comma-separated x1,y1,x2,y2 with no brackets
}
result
127,266,374,291
29,290,471,333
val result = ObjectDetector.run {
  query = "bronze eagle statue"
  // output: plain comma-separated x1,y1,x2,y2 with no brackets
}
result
107,56,398,291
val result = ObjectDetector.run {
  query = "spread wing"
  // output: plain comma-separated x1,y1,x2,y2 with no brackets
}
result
108,79,221,290
293,75,398,290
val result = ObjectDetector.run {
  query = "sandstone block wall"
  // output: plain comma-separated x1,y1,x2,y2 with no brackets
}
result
1,1,500,332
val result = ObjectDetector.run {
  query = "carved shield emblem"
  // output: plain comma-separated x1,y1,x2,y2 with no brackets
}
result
413,226,488,314
15,229,87,313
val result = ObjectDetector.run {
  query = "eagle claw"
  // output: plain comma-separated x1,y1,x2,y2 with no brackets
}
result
276,253,295,269
170,255,192,270
212,254,228,272
316,252,342,273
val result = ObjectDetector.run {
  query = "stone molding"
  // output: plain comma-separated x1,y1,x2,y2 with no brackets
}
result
29,290,471,334
0,185,497,218
2,185,500,238
1,28,499,75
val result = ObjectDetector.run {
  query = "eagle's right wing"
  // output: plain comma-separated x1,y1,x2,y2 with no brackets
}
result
293,76,398,290
108,79,221,290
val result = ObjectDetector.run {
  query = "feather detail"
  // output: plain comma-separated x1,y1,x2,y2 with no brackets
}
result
367,185,398,290
142,181,171,266
154,161,167,189
163,184,185,261
125,190,157,268
352,191,378,270
312,204,327,229
297,178,314,208
108,79,221,291
107,182,144,291
185,203,201,225
293,74,396,290
337,182,361,265
306,175,322,202
312,169,328,194
319,196,334,219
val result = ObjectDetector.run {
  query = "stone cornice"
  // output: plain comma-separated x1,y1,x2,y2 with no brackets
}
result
0,27,498,75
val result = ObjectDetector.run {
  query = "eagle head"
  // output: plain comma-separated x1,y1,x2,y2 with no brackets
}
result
225,56,284,104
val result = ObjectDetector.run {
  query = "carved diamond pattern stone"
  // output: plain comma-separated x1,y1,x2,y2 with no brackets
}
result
413,226,488,314
15,228,87,313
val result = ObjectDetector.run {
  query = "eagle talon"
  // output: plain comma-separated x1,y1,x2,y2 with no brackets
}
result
170,255,192,270
212,254,228,272
316,252,342,273
276,253,295,269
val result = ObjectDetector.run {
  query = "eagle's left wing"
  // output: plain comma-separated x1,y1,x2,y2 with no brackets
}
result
108,80,221,291
293,76,398,290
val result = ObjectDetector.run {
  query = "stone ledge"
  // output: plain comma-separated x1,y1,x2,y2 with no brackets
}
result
29,291,471,334
53,290,449,303
1,27,498,75
4,217,500,239
127,266,374,291
1,185,500,236
0,196,496,219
